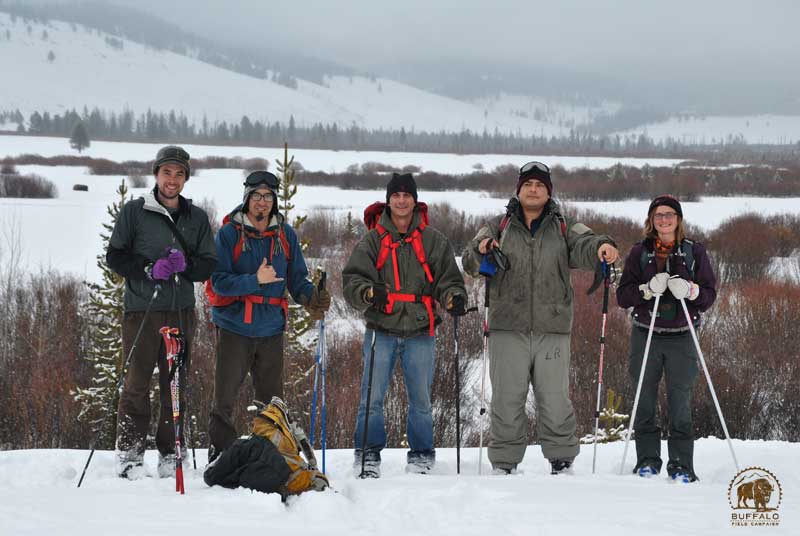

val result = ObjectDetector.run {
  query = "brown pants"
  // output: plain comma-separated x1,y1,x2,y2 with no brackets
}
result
116,308,196,457
208,327,284,451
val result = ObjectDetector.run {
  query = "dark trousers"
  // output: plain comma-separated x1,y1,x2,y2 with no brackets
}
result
208,327,284,451
116,308,195,457
628,327,698,472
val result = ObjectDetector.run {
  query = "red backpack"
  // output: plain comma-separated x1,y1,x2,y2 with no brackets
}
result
363,202,436,336
205,214,291,325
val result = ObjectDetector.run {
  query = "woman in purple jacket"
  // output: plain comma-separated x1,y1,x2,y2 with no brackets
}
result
616,194,717,482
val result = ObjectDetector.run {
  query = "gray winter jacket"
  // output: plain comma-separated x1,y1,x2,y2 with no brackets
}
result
461,199,613,334
107,188,217,313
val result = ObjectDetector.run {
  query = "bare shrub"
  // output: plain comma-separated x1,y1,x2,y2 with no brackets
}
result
127,174,147,188
0,174,57,198
241,158,269,174
0,158,16,175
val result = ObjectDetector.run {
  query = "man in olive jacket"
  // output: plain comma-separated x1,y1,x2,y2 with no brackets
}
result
343,173,467,477
461,161,619,475
106,145,217,479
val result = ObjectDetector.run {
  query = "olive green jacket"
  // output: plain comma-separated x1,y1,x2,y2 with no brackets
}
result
343,206,466,337
461,199,612,334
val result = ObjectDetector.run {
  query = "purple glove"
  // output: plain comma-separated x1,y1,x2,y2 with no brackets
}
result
151,249,186,280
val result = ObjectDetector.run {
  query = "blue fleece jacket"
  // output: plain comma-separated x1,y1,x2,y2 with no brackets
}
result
210,206,313,337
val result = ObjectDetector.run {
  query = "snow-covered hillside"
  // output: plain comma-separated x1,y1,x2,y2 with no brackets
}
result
0,13,564,136
472,93,622,130
0,439,796,535
617,114,800,145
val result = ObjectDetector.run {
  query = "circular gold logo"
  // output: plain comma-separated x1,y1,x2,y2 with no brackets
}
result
728,467,782,528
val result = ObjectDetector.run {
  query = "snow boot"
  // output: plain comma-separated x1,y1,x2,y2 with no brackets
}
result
550,459,573,475
116,449,145,480
406,451,435,474
157,447,187,479
354,449,381,479
491,463,517,475
667,462,697,483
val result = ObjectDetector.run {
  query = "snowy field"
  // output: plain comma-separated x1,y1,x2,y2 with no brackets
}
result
0,134,687,174
619,114,800,145
0,439,796,535
1,157,800,282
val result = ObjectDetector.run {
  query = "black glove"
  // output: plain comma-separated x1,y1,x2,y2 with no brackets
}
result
446,294,467,317
368,285,389,312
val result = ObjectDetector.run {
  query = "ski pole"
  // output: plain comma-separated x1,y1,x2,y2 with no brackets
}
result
310,272,327,461
77,284,161,488
678,297,740,472
478,279,490,475
176,304,196,471
161,327,186,494
319,271,328,474
359,329,378,478
591,260,610,474
453,304,478,475
620,293,661,475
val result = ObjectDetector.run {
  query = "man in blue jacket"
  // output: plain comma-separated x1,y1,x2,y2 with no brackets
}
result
207,171,330,462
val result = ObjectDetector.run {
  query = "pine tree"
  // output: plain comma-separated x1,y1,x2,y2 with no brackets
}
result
274,143,318,418
274,142,315,352
73,180,129,448
580,388,629,444
70,121,90,153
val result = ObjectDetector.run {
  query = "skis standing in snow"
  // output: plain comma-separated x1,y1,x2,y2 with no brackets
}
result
343,173,467,477
106,145,217,479
616,195,717,482
461,161,619,476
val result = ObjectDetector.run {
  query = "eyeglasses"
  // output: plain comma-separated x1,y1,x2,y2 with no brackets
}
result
244,171,279,189
519,161,550,176
653,212,678,221
249,192,273,202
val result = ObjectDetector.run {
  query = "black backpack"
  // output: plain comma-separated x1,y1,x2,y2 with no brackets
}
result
640,238,696,279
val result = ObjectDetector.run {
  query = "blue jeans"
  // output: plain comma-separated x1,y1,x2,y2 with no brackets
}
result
353,329,436,458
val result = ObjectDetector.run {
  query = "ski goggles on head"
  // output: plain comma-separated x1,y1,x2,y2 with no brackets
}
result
519,161,550,177
244,171,279,189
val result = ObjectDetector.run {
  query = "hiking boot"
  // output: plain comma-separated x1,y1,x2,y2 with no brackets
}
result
491,464,517,475
157,448,188,479
666,461,697,483
354,449,381,479
637,465,659,478
207,444,222,467
406,450,435,474
116,449,145,480
550,459,573,475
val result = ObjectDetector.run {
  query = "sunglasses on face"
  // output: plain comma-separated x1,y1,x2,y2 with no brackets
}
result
249,192,273,202
244,171,279,189
519,161,550,176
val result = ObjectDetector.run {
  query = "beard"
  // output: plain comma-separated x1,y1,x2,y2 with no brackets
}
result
158,186,180,200
254,212,266,222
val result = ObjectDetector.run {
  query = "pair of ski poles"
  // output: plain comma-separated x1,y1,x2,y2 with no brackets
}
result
619,276,739,474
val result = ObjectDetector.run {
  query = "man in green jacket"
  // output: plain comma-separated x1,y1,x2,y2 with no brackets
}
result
462,161,619,475
107,145,217,479
343,173,467,477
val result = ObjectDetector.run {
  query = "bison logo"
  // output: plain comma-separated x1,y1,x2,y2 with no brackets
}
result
728,467,782,515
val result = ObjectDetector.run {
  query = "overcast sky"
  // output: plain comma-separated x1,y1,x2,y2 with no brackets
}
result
110,0,798,73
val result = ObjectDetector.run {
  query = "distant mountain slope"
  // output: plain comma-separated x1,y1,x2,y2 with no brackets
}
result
0,13,565,137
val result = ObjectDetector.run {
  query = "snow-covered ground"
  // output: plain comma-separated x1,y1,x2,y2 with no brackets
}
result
0,439,796,535
2,158,799,282
0,134,687,174
617,114,800,145
0,13,564,136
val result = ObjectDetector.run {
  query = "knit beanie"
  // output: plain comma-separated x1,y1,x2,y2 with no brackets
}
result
386,173,418,203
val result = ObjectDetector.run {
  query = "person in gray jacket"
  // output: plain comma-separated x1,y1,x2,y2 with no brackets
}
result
106,145,217,479
461,161,618,475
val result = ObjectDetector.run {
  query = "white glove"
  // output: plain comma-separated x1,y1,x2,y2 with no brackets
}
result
647,272,670,295
668,275,699,301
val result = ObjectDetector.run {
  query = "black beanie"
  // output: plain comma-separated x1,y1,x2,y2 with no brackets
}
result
517,167,552,197
386,173,418,203
648,194,683,218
